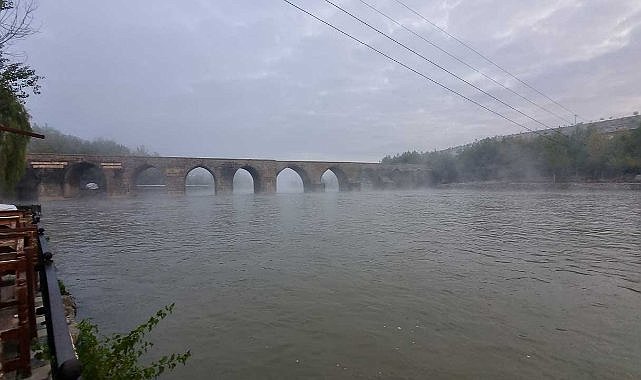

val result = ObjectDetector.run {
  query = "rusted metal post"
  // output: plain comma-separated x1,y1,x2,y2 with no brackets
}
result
0,123,45,139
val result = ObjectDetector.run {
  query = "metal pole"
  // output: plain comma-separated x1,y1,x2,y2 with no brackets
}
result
0,123,45,139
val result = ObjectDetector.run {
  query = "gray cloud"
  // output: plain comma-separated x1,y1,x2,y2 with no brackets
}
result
15,0,641,161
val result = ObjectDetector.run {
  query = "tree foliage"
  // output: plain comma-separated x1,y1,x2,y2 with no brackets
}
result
0,0,40,194
28,124,159,156
382,124,641,184
0,78,31,192
1,56,40,98
76,303,191,380
29,124,132,155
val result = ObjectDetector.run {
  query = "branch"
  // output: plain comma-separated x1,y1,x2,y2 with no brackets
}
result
0,0,37,48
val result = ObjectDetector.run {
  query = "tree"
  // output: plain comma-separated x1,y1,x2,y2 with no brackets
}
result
585,131,609,178
0,0,41,194
28,124,158,156
381,122,641,184
0,0,37,48
0,57,41,193
0,83,30,192
1,56,40,98
426,151,459,184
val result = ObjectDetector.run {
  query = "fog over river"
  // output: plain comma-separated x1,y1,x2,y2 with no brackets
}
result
41,189,640,379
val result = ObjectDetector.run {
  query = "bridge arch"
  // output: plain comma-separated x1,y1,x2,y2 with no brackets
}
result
321,169,339,192
277,165,311,193
233,165,262,194
63,161,106,198
132,164,166,193
321,167,349,192
185,166,216,195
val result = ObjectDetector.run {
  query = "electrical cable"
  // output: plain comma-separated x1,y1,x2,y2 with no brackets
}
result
281,0,562,144
322,0,559,132
392,0,584,122
357,0,573,125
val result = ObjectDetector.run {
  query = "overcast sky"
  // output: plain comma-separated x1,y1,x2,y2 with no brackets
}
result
14,0,641,161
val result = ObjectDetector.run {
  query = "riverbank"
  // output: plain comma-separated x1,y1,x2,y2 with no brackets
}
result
436,180,641,191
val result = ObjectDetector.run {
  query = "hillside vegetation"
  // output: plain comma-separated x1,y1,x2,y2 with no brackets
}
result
382,124,641,184
28,125,155,156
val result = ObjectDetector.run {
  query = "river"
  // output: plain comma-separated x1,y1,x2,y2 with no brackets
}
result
41,189,640,379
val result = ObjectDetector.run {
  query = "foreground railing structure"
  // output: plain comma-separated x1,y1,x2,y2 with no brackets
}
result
0,205,81,379
33,208,82,379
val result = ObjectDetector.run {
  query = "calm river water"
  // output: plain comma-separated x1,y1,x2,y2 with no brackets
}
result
41,189,640,379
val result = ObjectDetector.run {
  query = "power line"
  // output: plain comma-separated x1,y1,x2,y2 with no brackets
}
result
281,0,561,144
357,0,573,126
322,0,559,132
392,0,584,122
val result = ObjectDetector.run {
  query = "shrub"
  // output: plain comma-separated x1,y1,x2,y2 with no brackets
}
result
76,303,191,380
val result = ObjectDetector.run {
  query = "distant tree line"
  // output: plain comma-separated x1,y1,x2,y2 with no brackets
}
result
382,124,641,184
28,124,157,156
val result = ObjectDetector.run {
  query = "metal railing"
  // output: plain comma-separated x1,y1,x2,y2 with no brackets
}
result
20,205,82,380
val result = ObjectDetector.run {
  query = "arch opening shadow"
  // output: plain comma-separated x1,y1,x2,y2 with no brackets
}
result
233,167,258,194
134,166,166,193
186,167,215,196
277,168,305,193
64,162,106,198
16,169,40,201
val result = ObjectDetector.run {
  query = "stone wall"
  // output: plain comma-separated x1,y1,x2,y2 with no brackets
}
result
19,154,432,199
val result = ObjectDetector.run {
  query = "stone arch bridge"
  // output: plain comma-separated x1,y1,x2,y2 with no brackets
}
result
19,153,432,199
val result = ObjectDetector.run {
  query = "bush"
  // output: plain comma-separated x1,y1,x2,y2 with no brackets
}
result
76,303,191,380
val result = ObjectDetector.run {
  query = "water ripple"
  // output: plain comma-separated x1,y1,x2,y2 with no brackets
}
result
41,189,641,379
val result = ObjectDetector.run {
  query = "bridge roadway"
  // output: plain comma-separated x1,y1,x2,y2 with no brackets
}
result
19,153,432,199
